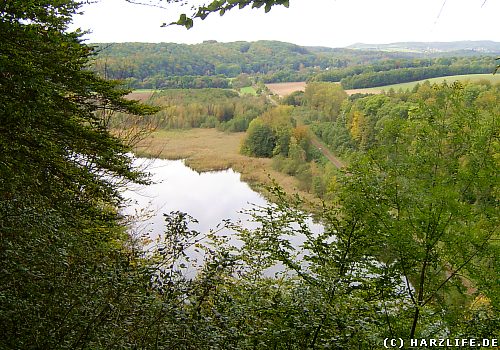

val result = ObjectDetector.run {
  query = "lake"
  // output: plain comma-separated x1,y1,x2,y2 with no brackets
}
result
121,158,407,294
123,158,268,237
122,157,322,275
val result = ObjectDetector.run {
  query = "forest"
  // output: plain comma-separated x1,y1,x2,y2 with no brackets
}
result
93,41,498,87
1,0,499,349
112,88,269,130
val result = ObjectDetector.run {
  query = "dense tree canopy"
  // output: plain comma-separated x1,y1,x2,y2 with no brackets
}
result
240,83,499,342
340,83,499,338
2,0,499,348
111,88,269,130
1,1,159,347
94,41,497,87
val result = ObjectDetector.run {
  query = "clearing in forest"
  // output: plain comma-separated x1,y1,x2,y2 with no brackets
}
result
126,89,157,101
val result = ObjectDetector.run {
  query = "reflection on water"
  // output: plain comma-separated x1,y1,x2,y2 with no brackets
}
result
123,158,268,238
122,158,323,276
122,158,408,293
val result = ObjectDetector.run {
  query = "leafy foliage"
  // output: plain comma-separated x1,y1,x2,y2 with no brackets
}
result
303,82,348,121
2,0,499,348
168,0,290,29
241,119,277,157
231,83,499,343
340,58,496,89
111,88,269,131
94,41,498,88
93,40,325,85
340,83,499,338
0,1,159,348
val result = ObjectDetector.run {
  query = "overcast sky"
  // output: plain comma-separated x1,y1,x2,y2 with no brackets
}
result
70,0,500,48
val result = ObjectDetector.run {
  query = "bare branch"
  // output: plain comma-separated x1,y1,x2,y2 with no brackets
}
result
124,0,168,10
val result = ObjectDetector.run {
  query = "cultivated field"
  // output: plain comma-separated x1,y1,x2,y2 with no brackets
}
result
265,82,307,97
265,74,500,97
266,81,384,96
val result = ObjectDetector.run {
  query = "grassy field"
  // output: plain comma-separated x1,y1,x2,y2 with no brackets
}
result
128,87,257,100
357,74,500,93
127,74,499,100
239,86,257,95
134,128,319,204
265,74,500,97
126,89,158,101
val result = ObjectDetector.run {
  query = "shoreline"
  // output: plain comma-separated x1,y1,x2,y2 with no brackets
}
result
133,128,321,208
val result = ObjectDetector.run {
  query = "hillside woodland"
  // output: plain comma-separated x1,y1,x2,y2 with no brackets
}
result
1,0,499,349
93,42,498,88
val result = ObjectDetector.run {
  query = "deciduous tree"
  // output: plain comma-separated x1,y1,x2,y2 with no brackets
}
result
1,1,159,347
339,83,499,338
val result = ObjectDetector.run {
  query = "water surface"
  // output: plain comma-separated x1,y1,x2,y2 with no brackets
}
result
123,157,323,276
123,158,268,238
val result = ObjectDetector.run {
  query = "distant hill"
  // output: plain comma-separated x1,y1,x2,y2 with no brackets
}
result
92,40,422,86
347,41,500,54
92,40,498,89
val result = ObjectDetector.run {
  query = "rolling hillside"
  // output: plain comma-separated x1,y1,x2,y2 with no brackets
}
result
93,40,499,89
347,40,500,54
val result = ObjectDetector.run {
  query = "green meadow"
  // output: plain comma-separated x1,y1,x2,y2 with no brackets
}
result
363,73,500,93
239,86,258,95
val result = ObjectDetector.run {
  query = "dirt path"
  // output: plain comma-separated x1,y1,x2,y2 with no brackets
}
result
266,94,279,106
309,134,345,169
293,115,345,169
